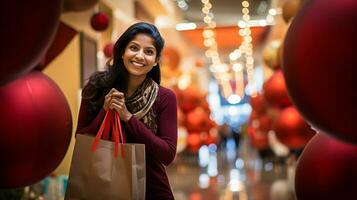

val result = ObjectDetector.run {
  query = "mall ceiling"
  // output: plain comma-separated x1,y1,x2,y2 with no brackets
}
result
179,0,272,26
175,0,273,52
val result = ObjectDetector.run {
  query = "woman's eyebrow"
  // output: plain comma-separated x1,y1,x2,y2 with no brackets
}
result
129,41,155,49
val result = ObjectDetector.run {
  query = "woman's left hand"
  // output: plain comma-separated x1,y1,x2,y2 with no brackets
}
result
108,88,133,122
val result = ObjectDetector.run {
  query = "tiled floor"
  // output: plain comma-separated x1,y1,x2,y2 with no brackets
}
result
167,139,297,200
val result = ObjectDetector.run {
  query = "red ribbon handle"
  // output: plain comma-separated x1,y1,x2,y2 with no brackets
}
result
91,111,112,153
113,112,125,158
91,110,126,158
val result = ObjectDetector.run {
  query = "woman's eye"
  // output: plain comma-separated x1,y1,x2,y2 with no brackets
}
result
129,45,138,51
145,49,154,55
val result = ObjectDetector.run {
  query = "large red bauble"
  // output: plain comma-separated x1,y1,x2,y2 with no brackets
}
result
263,70,292,108
0,72,72,188
90,12,109,31
282,0,357,143
273,106,315,149
0,0,61,86
63,0,99,12
295,133,357,200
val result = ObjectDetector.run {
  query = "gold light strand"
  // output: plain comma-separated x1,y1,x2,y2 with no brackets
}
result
232,63,245,97
243,1,256,96
201,0,221,65
201,0,233,98
239,0,256,97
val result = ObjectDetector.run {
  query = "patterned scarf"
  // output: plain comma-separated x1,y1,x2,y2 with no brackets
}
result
125,78,159,134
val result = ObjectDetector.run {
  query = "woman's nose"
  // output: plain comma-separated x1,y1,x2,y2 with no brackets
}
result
135,50,144,60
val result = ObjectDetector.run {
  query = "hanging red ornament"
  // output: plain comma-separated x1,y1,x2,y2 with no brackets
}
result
282,0,357,144
90,12,109,31
0,0,61,86
263,70,292,108
103,42,114,58
295,133,357,200
273,106,315,149
0,72,72,188
249,94,267,114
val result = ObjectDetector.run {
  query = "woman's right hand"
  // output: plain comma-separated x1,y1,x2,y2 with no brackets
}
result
103,88,118,111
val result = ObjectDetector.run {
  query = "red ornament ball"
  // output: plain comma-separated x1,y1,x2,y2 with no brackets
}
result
103,42,114,58
0,72,72,188
282,0,357,143
185,107,212,133
273,106,315,149
250,129,269,150
263,70,292,108
295,133,357,200
90,12,109,31
187,133,201,154
249,94,267,114
0,0,61,86
178,88,204,113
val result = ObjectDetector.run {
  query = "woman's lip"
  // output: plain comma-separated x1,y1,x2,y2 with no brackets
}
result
130,61,145,67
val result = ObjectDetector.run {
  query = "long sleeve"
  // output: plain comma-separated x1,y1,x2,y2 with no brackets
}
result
76,97,106,136
125,87,178,166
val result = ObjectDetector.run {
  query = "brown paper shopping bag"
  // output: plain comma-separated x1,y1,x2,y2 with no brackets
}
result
65,111,146,200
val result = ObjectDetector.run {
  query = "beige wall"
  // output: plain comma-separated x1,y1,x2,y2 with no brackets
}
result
43,35,81,175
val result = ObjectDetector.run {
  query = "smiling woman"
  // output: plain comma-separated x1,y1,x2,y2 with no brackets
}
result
75,22,178,200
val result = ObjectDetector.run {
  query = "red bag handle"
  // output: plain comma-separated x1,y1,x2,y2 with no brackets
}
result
91,111,112,153
91,110,125,158
113,112,125,158
114,113,125,144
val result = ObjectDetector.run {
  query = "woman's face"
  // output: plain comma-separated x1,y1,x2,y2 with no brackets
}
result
122,33,158,80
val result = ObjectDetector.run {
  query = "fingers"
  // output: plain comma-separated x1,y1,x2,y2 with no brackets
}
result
111,91,124,99
104,88,122,111
109,101,125,113
109,96,125,111
110,98,125,107
109,88,119,94
106,88,124,99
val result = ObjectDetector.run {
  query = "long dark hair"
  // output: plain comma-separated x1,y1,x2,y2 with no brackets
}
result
82,22,165,114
